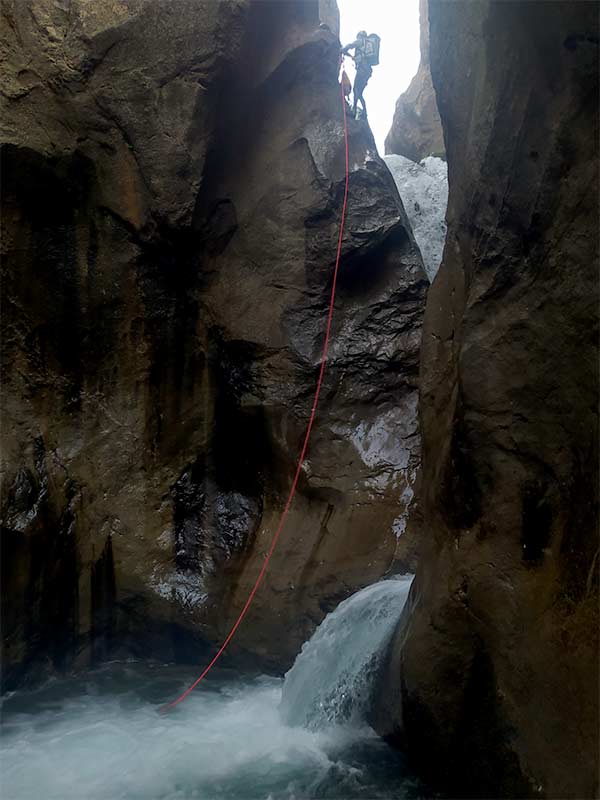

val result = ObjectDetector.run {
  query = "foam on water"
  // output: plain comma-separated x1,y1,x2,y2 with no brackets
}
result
1,579,420,800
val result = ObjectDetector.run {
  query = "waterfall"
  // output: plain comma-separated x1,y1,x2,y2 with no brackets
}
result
280,576,413,730
1,580,422,800
384,154,448,282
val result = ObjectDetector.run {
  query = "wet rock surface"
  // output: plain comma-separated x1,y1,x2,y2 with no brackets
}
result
1,0,427,687
384,0,444,162
375,2,599,798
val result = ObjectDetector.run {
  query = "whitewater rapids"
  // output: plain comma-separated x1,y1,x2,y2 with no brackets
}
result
1,578,420,800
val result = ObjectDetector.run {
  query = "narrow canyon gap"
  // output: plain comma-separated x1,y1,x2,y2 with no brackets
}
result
0,1,598,799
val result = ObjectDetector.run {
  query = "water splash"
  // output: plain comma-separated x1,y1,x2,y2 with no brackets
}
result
280,576,413,730
1,578,419,799
0,662,425,800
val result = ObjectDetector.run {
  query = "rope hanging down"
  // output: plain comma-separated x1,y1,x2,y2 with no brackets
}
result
161,71,350,711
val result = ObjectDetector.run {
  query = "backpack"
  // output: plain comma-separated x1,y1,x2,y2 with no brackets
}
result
341,70,352,98
363,33,380,67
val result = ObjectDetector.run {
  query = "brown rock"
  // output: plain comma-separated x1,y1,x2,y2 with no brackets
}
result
1,0,427,688
318,0,339,36
374,1,599,798
384,0,444,162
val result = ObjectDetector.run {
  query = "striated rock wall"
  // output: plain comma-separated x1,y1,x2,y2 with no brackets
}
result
375,1,599,798
384,0,444,162
1,0,428,688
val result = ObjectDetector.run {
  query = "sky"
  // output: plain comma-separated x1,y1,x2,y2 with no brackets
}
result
337,0,421,153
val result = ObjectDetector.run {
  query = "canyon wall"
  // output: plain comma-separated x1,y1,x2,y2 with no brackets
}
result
376,2,599,798
384,0,444,162
1,0,427,688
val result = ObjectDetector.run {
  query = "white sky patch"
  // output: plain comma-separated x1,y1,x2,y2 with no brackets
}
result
338,0,421,153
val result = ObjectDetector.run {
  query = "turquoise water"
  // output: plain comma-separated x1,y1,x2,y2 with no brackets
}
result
1,663,427,800
1,578,429,799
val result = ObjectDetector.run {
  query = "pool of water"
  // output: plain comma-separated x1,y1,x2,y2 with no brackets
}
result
1,661,429,800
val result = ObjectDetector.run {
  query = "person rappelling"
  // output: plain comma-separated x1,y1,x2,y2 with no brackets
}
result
341,31,380,120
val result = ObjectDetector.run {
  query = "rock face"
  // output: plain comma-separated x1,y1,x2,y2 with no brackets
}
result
384,0,444,162
384,154,447,281
375,2,599,798
1,0,428,688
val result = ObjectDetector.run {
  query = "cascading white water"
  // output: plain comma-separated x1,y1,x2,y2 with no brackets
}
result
280,576,413,730
1,577,418,800
384,154,448,282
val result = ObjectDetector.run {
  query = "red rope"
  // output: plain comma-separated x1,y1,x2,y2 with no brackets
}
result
161,73,350,711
